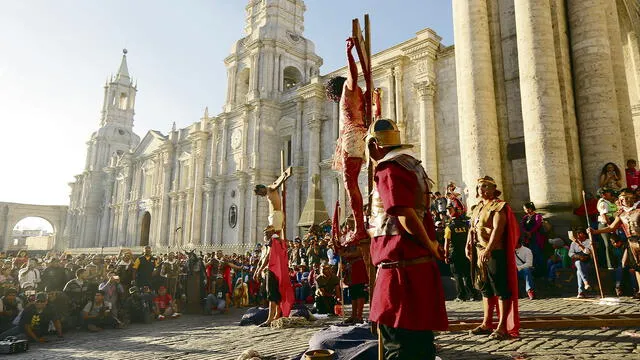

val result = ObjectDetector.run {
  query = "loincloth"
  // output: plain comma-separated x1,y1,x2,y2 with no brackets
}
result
268,210,284,231
333,125,367,171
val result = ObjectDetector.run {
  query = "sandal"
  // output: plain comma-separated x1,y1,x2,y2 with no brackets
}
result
469,326,492,335
488,330,510,341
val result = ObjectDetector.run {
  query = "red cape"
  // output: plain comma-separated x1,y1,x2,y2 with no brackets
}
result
268,238,295,317
487,203,521,337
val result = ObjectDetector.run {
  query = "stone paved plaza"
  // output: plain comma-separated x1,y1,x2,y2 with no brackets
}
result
6,296,640,360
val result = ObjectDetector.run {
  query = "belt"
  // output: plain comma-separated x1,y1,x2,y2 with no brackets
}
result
377,256,433,269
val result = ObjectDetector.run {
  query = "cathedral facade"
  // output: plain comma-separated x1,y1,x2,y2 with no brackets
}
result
65,0,640,251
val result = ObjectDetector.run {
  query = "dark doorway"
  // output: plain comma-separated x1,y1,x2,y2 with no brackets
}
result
140,212,151,246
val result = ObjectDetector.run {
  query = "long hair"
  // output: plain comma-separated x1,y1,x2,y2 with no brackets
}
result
600,162,621,179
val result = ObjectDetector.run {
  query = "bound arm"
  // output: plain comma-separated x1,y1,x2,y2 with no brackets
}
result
391,206,442,260
345,38,358,91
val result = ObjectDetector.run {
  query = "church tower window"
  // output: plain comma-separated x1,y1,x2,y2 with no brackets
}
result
283,66,302,91
236,68,251,104
119,92,128,110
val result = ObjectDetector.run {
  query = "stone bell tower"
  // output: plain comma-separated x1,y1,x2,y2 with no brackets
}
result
223,0,322,110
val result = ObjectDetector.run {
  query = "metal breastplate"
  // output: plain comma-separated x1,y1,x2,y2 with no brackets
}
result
370,154,430,237
620,209,640,237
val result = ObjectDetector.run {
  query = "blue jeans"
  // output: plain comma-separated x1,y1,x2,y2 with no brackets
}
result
547,259,563,280
575,260,591,293
518,267,535,292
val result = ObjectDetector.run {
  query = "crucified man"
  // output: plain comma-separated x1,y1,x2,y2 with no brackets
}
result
254,168,291,236
326,37,370,246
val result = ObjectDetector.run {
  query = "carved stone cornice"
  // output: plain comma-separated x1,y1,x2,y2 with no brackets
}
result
297,82,325,101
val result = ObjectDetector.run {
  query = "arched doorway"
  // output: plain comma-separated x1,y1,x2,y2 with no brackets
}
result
140,212,151,247
11,217,55,252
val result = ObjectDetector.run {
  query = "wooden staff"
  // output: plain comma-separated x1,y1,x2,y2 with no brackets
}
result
582,190,605,299
281,150,287,240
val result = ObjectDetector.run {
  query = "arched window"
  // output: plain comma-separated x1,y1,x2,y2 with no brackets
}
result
119,92,128,110
283,66,302,91
236,68,251,104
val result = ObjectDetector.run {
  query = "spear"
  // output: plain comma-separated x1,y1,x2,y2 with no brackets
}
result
582,190,605,299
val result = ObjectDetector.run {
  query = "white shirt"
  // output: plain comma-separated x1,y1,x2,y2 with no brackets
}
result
514,246,533,271
568,239,592,257
17,268,40,290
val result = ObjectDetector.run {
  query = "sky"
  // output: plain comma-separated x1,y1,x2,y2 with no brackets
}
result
0,0,454,214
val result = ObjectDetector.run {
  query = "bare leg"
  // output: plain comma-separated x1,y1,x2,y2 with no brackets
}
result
273,303,282,320
495,298,511,334
480,297,492,329
259,301,278,327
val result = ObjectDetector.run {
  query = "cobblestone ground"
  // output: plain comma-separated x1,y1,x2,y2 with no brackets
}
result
6,296,640,360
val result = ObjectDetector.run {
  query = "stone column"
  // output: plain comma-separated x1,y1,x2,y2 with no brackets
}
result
202,183,214,245
220,117,229,175
307,116,321,194
98,169,115,246
605,0,636,162
387,68,397,120
190,136,207,245
295,99,304,166
214,181,225,245
452,0,503,195
159,150,173,246
168,194,177,246
394,65,405,140
514,0,573,208
176,193,186,245
236,175,247,245
567,0,624,191
414,80,438,185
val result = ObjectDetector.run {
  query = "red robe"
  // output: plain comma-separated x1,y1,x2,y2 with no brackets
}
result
369,162,448,331
487,203,521,337
268,238,294,317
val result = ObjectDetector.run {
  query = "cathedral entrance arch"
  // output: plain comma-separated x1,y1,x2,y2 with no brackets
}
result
0,202,67,251
140,211,151,247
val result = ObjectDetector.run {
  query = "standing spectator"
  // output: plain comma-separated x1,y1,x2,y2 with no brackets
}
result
116,251,134,291
568,228,593,298
434,192,448,220
132,246,157,289
41,258,67,291
98,271,125,318
599,162,623,191
160,252,181,299
306,239,322,267
520,202,546,275
625,159,640,190
18,258,41,292
515,241,535,300
289,238,302,267
444,205,475,301
597,188,618,269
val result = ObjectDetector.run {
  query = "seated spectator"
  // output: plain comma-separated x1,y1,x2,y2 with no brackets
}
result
233,278,249,308
569,228,593,298
314,264,340,315
0,288,23,332
82,290,118,332
122,286,153,324
547,238,571,284
46,290,73,331
515,240,535,299
205,275,229,314
63,268,90,326
153,286,179,320
0,292,63,342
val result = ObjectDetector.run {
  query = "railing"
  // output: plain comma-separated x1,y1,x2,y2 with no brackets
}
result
64,243,260,256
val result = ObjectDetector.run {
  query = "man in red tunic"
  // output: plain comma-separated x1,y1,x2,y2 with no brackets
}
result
365,118,448,360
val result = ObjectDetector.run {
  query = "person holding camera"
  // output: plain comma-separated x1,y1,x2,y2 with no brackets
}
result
98,271,124,318
81,290,119,332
